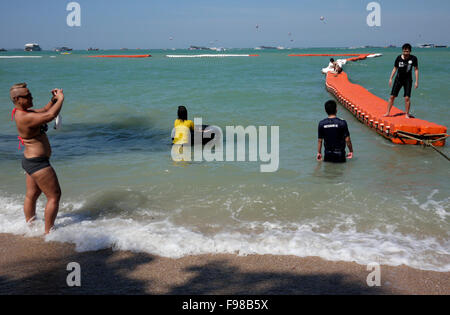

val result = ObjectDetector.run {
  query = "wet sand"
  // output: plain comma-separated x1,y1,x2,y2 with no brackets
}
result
0,233,448,295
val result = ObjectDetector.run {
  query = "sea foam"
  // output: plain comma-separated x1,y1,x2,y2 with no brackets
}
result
1,194,449,272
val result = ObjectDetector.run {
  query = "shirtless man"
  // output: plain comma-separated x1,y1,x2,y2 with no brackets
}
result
329,58,337,70
10,83,64,234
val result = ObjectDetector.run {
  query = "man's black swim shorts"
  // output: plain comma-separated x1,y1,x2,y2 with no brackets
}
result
22,156,51,175
391,77,413,98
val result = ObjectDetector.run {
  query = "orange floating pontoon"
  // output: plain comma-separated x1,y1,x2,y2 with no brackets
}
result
325,54,447,146
88,54,152,58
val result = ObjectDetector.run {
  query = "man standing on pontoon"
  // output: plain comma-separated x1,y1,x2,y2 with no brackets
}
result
384,43,419,118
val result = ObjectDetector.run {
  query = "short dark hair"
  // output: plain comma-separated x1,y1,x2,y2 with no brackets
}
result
402,43,412,51
325,100,337,115
330,58,335,63
177,105,188,121
10,82,28,102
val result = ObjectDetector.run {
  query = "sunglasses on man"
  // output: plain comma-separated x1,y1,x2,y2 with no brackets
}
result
18,93,32,99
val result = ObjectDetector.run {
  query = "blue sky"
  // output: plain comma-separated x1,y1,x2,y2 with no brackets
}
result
1,0,449,49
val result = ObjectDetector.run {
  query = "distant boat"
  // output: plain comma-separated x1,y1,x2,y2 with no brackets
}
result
25,43,41,51
257,46,277,50
418,44,447,48
210,47,226,52
189,46,212,51
87,47,99,51
54,47,72,52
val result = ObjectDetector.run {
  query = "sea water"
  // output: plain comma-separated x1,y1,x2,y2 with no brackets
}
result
0,48,449,271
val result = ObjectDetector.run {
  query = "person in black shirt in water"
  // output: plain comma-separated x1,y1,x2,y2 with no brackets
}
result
317,100,353,163
384,43,419,118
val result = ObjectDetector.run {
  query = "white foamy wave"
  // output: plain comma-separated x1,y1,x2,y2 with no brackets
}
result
1,195,449,272
0,194,46,236
405,189,450,221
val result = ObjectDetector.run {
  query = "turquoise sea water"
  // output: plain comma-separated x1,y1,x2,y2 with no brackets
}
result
0,48,449,271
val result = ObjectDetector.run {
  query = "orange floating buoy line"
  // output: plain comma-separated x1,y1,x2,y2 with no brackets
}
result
88,54,152,58
321,54,448,147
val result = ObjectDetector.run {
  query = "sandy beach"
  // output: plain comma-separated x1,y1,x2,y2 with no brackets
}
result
0,233,448,295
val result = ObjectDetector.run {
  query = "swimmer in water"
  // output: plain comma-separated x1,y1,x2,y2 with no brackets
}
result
173,105,194,145
10,83,64,234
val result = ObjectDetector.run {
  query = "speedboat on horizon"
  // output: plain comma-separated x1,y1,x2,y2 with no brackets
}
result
25,43,41,51
54,46,72,52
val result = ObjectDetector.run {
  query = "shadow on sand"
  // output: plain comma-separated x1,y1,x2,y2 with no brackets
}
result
0,251,385,295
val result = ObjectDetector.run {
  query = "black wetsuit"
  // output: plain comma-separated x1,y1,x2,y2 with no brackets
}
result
318,117,350,163
391,54,418,98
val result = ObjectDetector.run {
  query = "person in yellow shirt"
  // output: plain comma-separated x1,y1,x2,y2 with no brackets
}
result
173,105,194,145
